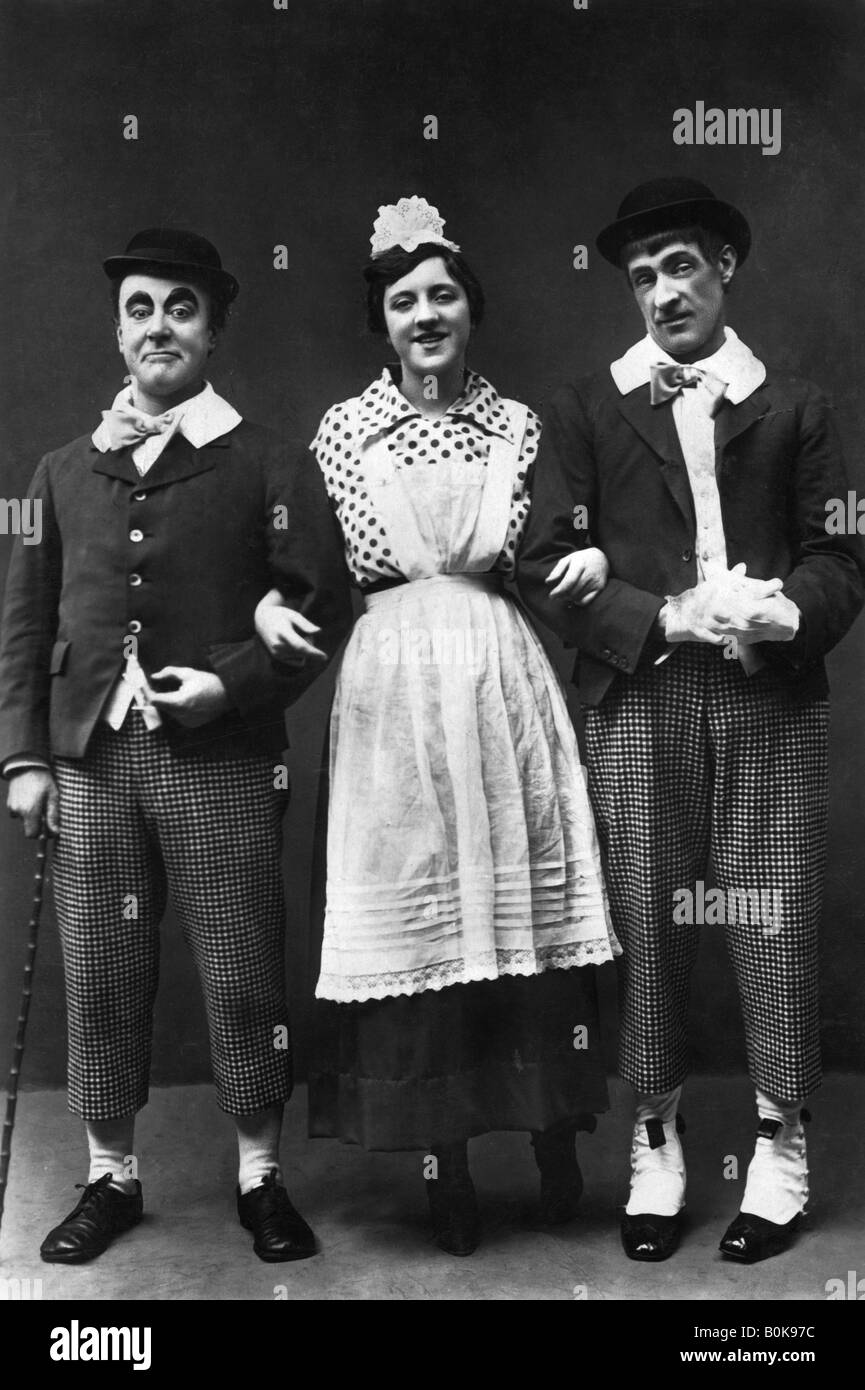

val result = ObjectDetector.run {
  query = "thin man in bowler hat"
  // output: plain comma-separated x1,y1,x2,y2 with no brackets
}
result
518,179,864,1263
0,228,352,1263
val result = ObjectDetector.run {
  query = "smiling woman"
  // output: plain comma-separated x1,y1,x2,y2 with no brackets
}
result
379,258,472,410
254,196,619,1259
362,242,485,415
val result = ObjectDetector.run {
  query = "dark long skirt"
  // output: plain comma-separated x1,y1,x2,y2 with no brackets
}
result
306,720,610,1152
308,969,609,1151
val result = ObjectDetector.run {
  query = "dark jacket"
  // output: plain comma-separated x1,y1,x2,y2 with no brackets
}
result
517,369,865,705
0,419,353,762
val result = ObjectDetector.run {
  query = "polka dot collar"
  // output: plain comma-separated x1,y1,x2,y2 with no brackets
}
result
356,366,515,445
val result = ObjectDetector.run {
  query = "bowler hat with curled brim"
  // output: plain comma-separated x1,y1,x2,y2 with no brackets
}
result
596,178,751,268
103,227,240,301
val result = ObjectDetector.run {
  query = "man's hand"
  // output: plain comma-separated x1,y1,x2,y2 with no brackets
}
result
7,768,61,838
545,546,610,605
729,592,800,645
662,565,788,645
254,598,326,664
147,668,231,727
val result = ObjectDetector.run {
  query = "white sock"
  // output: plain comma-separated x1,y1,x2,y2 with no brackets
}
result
85,1117,138,1192
236,1104,284,1194
625,1086,686,1217
740,1088,809,1225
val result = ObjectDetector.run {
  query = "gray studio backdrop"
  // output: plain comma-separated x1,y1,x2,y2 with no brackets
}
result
1,0,863,1093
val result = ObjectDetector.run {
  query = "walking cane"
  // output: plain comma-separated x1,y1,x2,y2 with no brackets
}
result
0,829,49,1241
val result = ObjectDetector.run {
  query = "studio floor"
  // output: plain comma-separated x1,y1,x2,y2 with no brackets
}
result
1,1075,862,1302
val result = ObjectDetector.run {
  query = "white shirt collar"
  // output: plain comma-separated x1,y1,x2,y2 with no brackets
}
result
92,380,242,452
355,367,515,444
610,327,766,405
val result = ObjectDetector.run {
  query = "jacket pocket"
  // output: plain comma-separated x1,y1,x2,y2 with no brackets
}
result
50,638,70,675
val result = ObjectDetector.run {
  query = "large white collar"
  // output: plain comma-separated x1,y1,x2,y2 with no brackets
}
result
92,380,241,452
610,327,766,405
355,366,516,444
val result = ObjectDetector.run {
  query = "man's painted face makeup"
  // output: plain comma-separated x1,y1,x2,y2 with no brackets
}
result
116,274,215,401
624,239,735,362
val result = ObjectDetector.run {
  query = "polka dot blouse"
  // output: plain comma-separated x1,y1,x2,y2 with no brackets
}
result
311,367,540,587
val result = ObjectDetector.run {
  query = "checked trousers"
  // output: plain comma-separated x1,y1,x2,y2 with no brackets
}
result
583,643,829,1102
52,713,293,1120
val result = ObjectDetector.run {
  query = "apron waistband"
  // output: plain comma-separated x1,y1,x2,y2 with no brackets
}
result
363,572,505,612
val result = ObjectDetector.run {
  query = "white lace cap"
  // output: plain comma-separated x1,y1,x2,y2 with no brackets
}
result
370,196,460,258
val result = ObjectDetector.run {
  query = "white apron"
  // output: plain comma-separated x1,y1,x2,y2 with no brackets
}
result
317,399,619,1003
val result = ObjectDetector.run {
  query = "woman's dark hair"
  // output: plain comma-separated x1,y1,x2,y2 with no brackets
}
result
363,242,485,335
109,265,234,333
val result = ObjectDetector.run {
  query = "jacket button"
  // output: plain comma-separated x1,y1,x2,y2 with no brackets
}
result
129,573,142,587
129,529,144,543
128,620,142,635
601,647,612,659
133,491,147,502
682,548,693,562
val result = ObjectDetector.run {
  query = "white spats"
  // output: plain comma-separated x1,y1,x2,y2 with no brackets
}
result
625,1087,686,1217
740,1089,809,1225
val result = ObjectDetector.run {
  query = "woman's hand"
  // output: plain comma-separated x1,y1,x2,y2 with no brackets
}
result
545,547,610,605
255,591,327,663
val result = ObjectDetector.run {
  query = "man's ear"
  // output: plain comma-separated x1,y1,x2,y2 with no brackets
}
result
718,243,738,287
206,328,219,358
115,322,123,353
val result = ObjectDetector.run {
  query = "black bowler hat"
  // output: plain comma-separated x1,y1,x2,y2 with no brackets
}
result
103,227,240,300
596,178,751,268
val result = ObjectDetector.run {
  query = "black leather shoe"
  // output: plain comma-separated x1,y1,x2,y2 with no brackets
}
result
531,1124,584,1225
237,1169,317,1262
40,1174,143,1264
719,1211,800,1264
620,1210,683,1262
426,1163,480,1256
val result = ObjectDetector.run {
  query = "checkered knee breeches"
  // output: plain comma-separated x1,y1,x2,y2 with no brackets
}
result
52,716,293,1119
584,644,828,1101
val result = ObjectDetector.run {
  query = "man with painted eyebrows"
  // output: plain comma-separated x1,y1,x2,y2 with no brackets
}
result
0,228,352,1264
518,178,864,1265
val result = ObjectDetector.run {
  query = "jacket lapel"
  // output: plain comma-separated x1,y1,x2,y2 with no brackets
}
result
617,387,695,529
91,431,228,487
89,445,142,485
713,384,773,458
